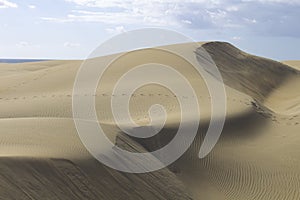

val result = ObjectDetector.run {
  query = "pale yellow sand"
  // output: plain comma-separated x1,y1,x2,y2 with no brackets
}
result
283,60,300,70
0,42,299,199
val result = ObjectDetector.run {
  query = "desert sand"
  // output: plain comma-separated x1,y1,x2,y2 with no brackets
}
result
283,60,300,70
0,42,299,199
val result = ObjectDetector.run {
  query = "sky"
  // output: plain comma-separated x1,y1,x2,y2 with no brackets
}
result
0,0,300,60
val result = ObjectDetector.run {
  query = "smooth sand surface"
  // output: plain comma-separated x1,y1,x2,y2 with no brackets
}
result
283,60,300,70
0,42,299,199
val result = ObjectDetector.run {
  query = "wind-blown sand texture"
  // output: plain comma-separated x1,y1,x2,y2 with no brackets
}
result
0,42,299,199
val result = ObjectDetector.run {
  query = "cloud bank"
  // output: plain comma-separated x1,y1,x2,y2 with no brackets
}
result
39,0,300,38
0,0,17,8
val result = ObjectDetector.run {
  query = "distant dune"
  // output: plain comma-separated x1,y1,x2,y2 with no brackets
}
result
0,59,49,64
0,42,299,199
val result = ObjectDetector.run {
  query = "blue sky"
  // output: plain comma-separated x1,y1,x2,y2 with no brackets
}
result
0,0,300,60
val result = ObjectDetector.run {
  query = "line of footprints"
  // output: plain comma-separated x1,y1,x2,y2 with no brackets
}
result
0,93,299,126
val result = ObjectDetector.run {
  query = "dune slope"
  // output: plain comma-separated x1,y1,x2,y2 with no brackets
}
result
201,42,300,115
0,42,299,200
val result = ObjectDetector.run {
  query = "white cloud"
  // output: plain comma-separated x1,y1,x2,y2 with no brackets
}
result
181,20,192,25
105,26,126,34
40,0,300,38
44,0,223,26
28,5,36,9
226,5,239,12
0,0,17,8
16,42,30,48
244,18,257,24
45,0,263,28
41,17,73,23
232,36,242,40
43,9,178,26
64,42,81,48
242,0,300,5
16,41,40,48
65,0,221,9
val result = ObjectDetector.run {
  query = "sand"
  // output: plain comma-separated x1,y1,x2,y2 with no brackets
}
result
0,42,299,199
283,60,300,70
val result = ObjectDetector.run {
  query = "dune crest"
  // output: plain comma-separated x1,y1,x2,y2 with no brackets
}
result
201,42,300,115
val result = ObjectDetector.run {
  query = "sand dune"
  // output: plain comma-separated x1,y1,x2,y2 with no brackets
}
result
0,42,299,199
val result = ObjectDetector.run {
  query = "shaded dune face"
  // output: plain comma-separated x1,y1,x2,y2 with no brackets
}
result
200,42,297,100
200,42,300,115
0,43,300,199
